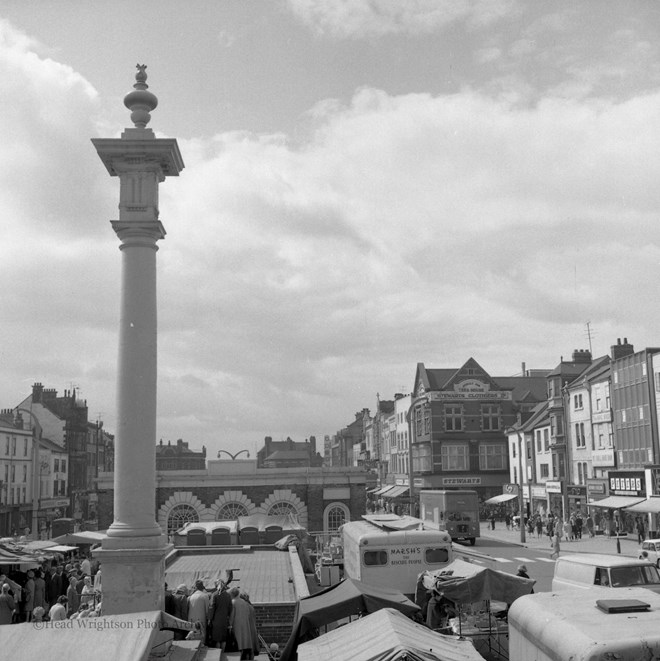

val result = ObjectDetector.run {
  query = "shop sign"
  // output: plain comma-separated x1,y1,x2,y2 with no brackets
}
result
530,486,546,498
442,477,481,486
545,481,562,493
503,483,519,495
608,471,644,496
592,449,615,467
567,486,586,497
429,391,512,401
413,478,424,487
587,482,606,494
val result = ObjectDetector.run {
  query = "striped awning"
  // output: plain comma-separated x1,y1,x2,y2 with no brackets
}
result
382,485,409,499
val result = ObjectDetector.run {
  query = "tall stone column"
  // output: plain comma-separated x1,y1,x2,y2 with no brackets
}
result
91,65,184,615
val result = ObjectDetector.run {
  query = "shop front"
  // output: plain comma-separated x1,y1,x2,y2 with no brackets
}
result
529,485,548,518
545,481,564,518
589,471,645,535
567,485,587,515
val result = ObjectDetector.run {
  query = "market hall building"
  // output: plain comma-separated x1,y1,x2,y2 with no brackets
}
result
409,359,548,503
96,458,372,538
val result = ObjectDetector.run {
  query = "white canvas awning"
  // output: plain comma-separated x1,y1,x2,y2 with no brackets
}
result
382,486,409,499
626,498,660,514
588,495,645,509
297,607,484,661
373,485,396,496
484,493,518,505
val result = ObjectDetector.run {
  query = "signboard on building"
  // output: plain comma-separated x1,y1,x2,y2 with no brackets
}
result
608,471,644,497
545,481,562,493
567,486,586,497
503,483,519,495
442,477,482,486
587,482,606,495
429,391,512,401
531,485,546,498
592,449,615,467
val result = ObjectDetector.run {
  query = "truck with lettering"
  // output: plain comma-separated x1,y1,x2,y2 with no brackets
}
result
419,489,480,545
341,515,453,597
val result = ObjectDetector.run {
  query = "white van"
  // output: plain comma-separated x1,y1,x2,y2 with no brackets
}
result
552,553,660,594
341,516,453,597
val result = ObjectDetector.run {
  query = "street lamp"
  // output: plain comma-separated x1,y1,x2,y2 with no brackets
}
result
217,450,250,460
517,432,526,543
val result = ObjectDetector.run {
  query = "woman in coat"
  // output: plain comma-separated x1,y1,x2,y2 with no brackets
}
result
209,581,233,651
229,588,260,660
0,583,16,625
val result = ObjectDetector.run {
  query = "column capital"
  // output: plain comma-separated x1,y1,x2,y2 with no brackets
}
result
111,220,166,244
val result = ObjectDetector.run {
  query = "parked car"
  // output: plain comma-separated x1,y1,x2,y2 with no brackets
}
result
639,538,660,567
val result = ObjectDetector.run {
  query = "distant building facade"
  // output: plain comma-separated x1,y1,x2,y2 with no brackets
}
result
156,438,206,470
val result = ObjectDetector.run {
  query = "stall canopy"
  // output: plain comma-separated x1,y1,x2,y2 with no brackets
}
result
418,559,535,605
297,607,485,661
0,611,193,661
237,514,305,532
373,485,396,496
483,493,518,505
0,544,42,567
52,530,106,545
626,498,660,514
382,486,409,499
588,496,645,509
280,578,420,661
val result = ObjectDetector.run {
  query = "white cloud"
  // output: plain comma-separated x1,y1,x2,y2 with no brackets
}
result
286,0,513,39
3,13,660,454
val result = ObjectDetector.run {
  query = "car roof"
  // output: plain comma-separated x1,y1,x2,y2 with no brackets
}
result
557,553,655,567
643,539,660,544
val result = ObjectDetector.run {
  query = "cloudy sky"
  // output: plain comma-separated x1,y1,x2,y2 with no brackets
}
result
2,0,660,457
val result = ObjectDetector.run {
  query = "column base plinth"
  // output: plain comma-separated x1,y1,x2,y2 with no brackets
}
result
93,541,173,615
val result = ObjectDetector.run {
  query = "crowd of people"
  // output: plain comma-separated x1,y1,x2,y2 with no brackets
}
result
0,552,102,625
164,579,261,660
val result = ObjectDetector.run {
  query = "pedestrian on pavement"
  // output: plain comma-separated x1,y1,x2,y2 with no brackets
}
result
505,513,511,530
586,514,594,537
535,517,543,538
550,532,561,559
636,517,646,544
575,513,583,539
490,513,496,530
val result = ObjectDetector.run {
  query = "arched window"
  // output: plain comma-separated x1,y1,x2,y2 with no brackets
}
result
268,502,299,520
323,502,350,533
217,502,250,520
167,504,199,535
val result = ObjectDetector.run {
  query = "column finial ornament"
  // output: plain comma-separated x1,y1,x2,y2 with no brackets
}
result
124,64,158,129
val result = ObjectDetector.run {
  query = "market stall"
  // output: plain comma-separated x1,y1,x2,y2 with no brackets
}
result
417,559,535,660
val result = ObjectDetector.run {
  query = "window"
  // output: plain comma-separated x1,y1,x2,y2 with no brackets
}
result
512,443,516,458
217,502,249,519
23,439,27,456
326,505,348,532
416,409,422,437
445,406,463,432
268,502,299,519
22,466,26,483
639,406,645,420
363,550,388,566
11,438,15,456
574,394,583,409
482,405,500,431
4,436,8,455
61,459,66,473
54,459,59,473
543,429,549,451
423,408,431,434
622,410,627,423
11,465,15,482
441,444,468,471
426,548,450,564
167,504,199,536
536,430,542,453
480,444,506,470
606,396,611,409
540,464,549,478
575,423,585,448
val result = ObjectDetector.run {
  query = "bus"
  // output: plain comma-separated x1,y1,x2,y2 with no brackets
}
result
341,514,453,598
419,489,480,545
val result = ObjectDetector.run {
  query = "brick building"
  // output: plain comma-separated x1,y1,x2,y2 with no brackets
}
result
96,458,371,537
156,438,206,470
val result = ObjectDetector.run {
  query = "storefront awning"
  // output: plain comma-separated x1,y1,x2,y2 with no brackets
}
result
366,487,380,494
382,486,409,499
484,493,518,505
588,495,645,509
625,498,660,514
374,485,396,496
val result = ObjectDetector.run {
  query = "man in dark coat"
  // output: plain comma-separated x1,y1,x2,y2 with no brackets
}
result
209,580,233,652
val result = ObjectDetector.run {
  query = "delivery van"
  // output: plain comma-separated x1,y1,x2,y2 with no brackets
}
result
552,553,660,594
341,515,453,597
419,489,480,545
509,587,660,661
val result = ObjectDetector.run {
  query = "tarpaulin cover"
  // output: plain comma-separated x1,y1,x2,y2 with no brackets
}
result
52,531,106,545
0,544,42,566
297,607,486,661
280,578,420,661
237,514,305,532
175,521,238,535
0,611,193,661
419,559,535,605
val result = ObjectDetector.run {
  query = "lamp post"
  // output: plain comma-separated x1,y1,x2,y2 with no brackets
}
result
217,450,250,460
517,432,526,543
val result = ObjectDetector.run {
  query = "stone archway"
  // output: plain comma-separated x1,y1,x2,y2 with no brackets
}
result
209,490,258,520
258,489,308,528
158,491,210,535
